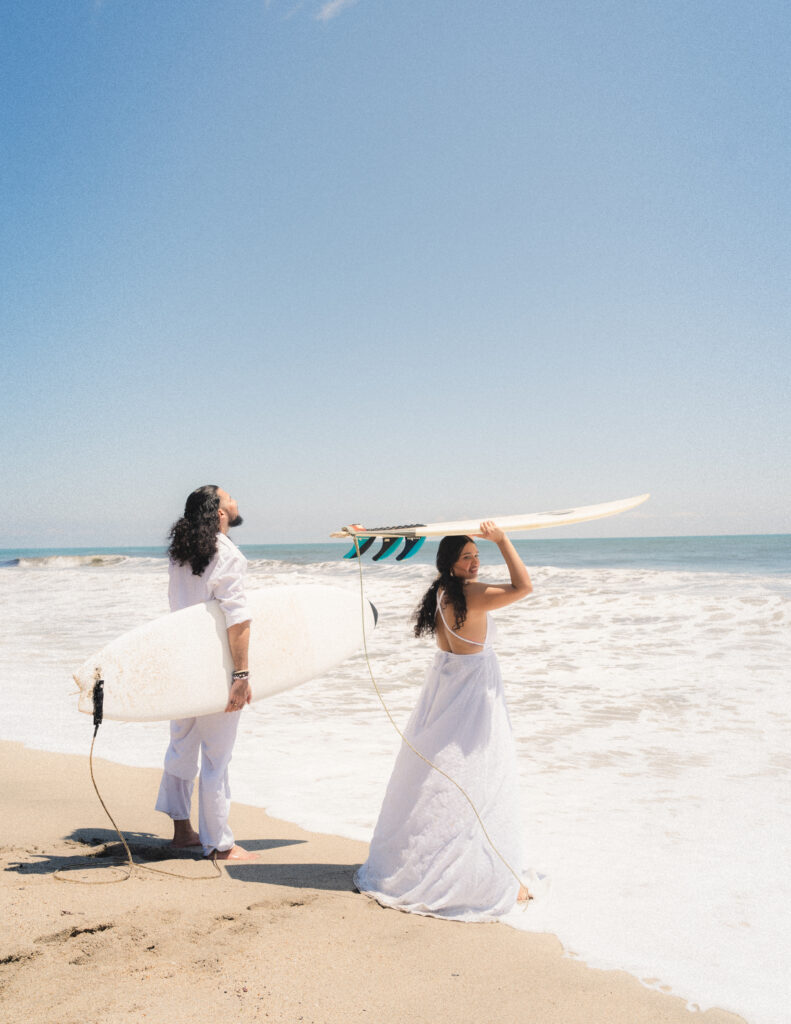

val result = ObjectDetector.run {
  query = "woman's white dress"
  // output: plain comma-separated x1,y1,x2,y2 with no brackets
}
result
354,609,524,922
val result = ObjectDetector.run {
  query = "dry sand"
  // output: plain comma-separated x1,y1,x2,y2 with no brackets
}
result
0,740,746,1024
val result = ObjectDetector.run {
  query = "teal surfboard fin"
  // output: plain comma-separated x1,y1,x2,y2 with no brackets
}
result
396,536,427,561
372,537,402,561
343,536,375,559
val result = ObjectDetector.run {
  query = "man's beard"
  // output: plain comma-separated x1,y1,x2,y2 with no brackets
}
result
229,513,243,528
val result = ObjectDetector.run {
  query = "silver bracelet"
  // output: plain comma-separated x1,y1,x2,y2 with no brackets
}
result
231,670,249,680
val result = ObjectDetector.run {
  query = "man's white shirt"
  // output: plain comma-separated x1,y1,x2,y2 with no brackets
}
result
167,532,251,627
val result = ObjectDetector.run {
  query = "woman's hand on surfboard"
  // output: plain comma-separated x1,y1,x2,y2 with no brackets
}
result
476,520,506,544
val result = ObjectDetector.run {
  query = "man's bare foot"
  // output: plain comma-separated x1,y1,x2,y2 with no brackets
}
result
517,885,533,903
210,845,259,862
171,822,201,848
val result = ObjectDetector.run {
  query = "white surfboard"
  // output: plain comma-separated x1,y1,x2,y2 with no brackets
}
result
75,585,377,723
331,493,650,559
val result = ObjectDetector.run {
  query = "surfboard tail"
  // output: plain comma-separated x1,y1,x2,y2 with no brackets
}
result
342,534,428,561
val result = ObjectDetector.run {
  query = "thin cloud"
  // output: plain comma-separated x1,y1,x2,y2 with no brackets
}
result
316,0,362,22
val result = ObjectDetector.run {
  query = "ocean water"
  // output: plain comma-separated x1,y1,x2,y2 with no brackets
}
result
1,535,789,1024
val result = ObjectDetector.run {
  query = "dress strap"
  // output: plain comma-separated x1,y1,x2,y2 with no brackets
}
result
436,588,486,650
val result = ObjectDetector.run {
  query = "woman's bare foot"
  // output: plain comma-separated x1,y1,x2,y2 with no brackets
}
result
170,821,201,848
517,884,533,902
211,844,259,862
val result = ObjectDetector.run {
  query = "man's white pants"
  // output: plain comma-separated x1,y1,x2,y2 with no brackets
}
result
155,710,241,856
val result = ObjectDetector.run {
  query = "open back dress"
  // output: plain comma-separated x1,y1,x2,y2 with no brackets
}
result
354,592,524,921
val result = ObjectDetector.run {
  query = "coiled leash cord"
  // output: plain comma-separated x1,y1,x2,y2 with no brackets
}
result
55,680,221,885
350,535,531,900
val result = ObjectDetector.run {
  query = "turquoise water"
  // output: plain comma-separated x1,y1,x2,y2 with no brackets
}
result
3,533,790,575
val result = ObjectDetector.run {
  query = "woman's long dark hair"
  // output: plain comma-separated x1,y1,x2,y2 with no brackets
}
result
413,535,474,637
168,485,221,576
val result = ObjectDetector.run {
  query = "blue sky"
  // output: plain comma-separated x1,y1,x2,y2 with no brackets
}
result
3,0,789,545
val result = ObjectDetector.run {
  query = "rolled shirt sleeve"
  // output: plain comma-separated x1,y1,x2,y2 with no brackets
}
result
207,535,251,628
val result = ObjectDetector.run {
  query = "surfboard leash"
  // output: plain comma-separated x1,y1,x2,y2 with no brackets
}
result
55,681,221,886
350,534,531,900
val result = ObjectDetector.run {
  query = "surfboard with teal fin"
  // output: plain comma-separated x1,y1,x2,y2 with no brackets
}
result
333,494,650,559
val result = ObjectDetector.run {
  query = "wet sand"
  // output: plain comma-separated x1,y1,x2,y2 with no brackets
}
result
0,741,746,1024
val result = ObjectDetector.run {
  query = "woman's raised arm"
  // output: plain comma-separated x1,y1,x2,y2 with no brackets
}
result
466,521,533,612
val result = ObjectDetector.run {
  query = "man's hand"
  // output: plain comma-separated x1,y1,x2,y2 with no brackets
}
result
225,620,251,713
225,676,251,713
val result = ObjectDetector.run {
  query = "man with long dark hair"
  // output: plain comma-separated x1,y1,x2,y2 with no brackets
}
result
154,485,258,862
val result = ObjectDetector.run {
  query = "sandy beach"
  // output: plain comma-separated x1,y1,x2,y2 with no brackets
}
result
0,740,747,1024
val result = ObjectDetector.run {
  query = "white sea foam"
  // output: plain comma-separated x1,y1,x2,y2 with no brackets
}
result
0,555,789,1024
15,554,130,568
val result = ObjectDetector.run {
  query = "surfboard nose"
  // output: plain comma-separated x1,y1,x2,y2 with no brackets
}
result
369,600,379,627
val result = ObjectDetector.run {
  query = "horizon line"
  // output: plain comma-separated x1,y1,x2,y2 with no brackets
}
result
2,531,790,555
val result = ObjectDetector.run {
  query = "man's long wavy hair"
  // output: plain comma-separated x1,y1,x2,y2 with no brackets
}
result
168,485,221,577
413,535,474,637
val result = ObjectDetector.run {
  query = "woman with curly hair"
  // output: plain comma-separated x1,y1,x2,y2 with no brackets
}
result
355,522,533,920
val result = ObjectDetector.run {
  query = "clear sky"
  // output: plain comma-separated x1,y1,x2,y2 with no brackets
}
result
3,1,789,546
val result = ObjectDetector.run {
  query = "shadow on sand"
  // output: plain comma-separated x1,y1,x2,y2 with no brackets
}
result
3,828,307,878
223,860,362,893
